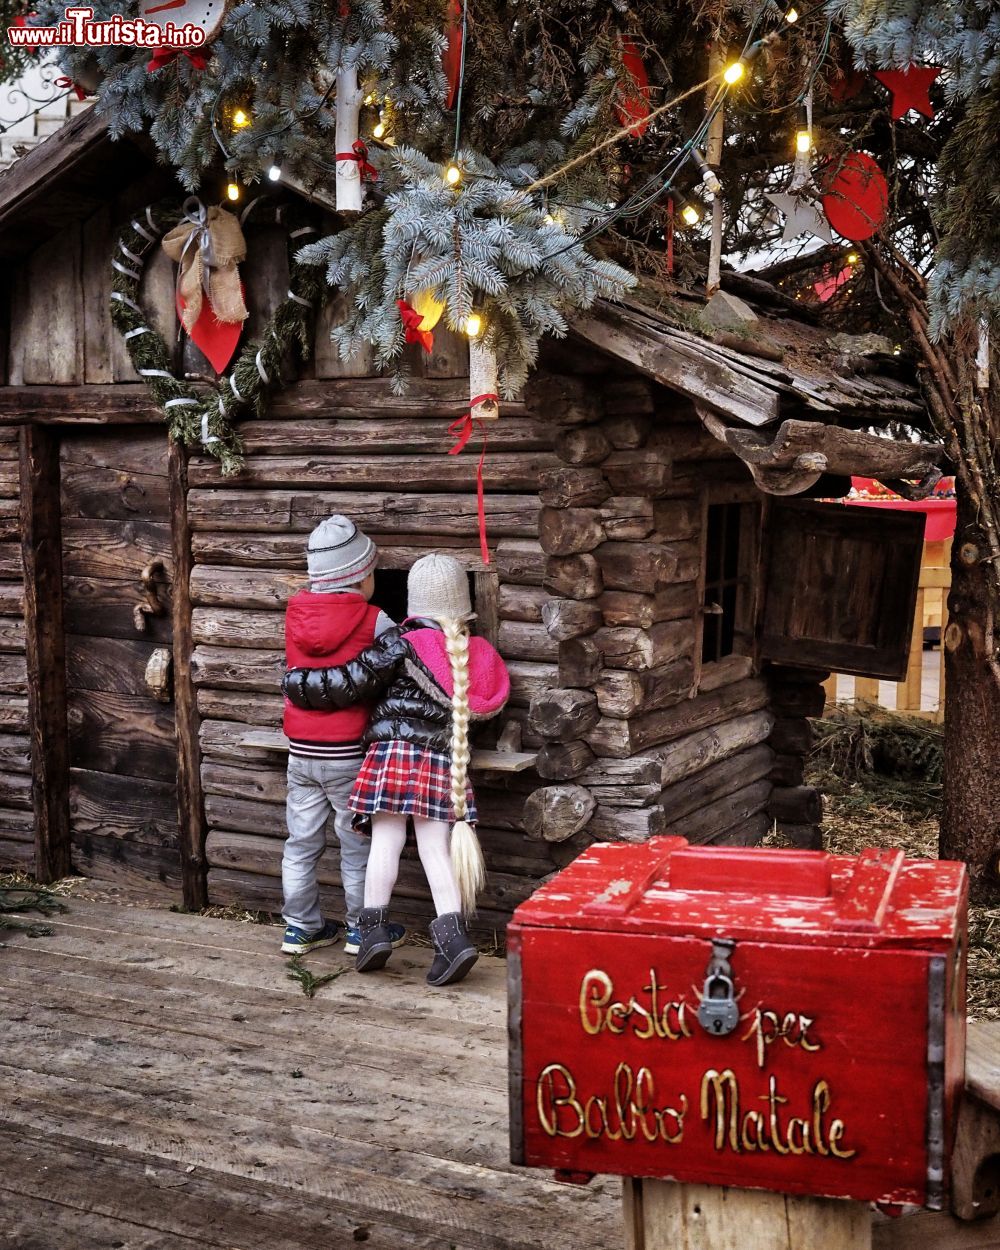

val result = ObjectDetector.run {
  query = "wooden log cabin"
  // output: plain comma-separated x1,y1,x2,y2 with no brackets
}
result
0,110,946,935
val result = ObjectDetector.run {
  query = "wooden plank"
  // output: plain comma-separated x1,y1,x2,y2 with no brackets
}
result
0,733,31,774
67,690,176,782
186,489,540,538
204,829,536,916
60,462,171,521
896,588,926,713
197,687,284,725
0,696,29,733
189,532,486,572
0,616,24,651
192,606,285,647
233,416,549,457
66,634,160,693
572,309,781,426
20,225,85,385
0,1124,458,1250
313,287,376,377
0,770,32,808
0,580,23,615
69,768,178,847
61,518,173,580
63,573,172,642
169,438,208,909
19,424,71,881
81,203,115,384
0,652,27,692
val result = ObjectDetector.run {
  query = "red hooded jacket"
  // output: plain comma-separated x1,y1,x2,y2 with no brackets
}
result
283,591,382,742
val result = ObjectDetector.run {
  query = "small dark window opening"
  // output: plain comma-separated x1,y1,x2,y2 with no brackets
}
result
373,568,477,628
702,502,754,665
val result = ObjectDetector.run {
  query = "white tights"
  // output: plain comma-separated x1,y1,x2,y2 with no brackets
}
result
363,813,462,917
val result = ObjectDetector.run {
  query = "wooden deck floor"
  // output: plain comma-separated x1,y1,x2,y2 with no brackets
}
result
0,897,621,1250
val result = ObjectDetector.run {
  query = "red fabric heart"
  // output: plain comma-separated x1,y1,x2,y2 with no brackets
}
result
178,290,244,374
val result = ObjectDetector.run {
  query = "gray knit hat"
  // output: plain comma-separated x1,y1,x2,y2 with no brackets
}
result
407,554,474,621
306,516,377,591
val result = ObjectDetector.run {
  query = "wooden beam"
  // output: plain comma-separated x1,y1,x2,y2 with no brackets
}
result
572,308,782,427
169,438,208,911
18,424,71,881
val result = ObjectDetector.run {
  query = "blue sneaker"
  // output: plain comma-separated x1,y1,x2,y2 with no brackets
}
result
343,922,407,956
281,920,340,955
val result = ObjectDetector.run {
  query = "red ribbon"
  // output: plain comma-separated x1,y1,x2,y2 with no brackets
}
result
146,46,208,73
448,394,498,565
397,299,434,353
335,139,378,183
55,76,89,101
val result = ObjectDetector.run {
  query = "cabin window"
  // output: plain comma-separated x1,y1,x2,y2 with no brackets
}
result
701,500,758,666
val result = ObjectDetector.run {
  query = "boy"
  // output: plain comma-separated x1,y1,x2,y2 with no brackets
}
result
280,515,405,956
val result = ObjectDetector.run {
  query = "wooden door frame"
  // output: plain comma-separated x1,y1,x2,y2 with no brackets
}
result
168,435,208,909
16,414,207,906
19,423,71,881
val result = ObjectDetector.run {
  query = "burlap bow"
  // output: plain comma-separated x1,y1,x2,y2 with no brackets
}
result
161,197,247,332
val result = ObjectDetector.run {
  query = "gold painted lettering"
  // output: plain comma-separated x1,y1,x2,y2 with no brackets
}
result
536,1064,584,1139
764,1075,791,1156
579,970,612,1036
700,1068,740,1153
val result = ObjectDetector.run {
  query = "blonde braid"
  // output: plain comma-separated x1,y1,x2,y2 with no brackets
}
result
443,618,485,913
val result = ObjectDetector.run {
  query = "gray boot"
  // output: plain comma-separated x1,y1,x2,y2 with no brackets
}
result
356,906,394,973
427,912,478,987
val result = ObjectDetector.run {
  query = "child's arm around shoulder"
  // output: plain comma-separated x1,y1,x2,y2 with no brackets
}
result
282,627,408,711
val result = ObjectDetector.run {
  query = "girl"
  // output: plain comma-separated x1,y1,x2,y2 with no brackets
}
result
282,554,510,986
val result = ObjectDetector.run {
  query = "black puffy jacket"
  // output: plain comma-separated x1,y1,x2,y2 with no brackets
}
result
282,621,457,751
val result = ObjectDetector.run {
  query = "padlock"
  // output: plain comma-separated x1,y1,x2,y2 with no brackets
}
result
697,973,740,1037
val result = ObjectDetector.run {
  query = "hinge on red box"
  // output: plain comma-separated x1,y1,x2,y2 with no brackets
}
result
832,847,905,932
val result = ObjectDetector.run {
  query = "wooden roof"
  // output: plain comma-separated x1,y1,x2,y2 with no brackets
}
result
0,108,938,492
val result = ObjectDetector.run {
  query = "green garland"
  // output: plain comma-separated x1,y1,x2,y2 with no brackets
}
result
110,197,327,476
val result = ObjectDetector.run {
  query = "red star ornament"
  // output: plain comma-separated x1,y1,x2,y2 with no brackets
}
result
873,66,941,120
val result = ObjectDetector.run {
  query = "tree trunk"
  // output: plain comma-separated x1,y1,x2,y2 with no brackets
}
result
941,478,1000,896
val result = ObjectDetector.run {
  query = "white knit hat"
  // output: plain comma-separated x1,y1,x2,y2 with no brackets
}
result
306,516,377,591
407,554,474,621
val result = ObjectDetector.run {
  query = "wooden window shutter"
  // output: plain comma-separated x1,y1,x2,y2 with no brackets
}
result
759,499,925,680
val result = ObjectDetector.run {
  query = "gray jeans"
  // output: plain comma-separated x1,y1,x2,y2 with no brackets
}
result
283,755,370,931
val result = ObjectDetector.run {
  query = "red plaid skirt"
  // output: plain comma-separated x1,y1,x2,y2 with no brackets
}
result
349,741,478,824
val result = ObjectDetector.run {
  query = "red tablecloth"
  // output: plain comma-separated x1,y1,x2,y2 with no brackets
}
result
844,478,956,542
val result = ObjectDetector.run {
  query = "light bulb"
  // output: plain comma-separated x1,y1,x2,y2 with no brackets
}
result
795,128,811,153
372,121,386,139
226,182,241,202
681,204,700,226
785,7,799,22
364,92,377,105
847,252,859,264
232,108,250,129
723,61,745,85
463,313,482,338
444,162,462,186
267,165,282,182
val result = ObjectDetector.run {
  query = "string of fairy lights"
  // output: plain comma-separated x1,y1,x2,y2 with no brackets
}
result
8,0,848,345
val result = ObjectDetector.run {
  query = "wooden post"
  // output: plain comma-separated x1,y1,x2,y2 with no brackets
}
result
623,1179,871,1249
169,437,208,910
705,49,725,296
18,423,71,882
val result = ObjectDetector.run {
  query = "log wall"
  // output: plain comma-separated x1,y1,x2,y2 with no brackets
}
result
0,426,31,872
524,373,775,854
186,379,569,937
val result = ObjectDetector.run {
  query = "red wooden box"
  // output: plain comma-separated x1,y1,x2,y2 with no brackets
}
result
508,838,967,1208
